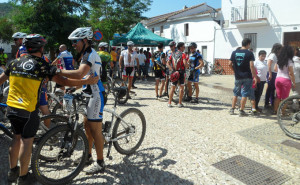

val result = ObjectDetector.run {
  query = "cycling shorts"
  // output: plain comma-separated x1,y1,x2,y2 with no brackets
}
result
7,107,39,138
154,70,165,80
171,71,185,86
86,92,105,122
122,67,134,78
101,61,108,84
39,91,48,106
188,71,200,83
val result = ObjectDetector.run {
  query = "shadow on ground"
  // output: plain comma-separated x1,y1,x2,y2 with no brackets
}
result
73,147,193,185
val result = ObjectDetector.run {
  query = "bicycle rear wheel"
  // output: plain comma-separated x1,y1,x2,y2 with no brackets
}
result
112,78,129,104
31,125,88,185
112,108,146,155
277,95,300,140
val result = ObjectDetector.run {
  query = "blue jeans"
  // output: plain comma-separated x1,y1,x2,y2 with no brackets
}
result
265,72,277,106
233,78,253,98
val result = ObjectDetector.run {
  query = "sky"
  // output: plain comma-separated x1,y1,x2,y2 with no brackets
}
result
143,0,221,18
0,0,221,18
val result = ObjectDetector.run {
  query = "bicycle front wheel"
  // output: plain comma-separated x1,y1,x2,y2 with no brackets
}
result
31,125,88,185
277,95,300,140
112,108,146,155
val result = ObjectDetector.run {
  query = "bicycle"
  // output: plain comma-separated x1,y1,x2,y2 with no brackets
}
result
106,72,130,104
211,61,225,75
0,103,13,140
277,95,300,140
174,68,195,101
31,87,146,185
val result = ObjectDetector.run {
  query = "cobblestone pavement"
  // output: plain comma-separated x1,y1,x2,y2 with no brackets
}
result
1,75,300,185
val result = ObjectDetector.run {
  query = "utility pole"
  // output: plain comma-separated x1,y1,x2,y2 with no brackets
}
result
244,0,248,20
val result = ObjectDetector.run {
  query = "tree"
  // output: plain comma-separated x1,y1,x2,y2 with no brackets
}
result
89,0,153,43
3,0,89,60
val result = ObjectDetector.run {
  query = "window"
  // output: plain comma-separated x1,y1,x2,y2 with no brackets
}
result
244,33,257,52
184,24,189,36
160,26,164,34
152,28,154,33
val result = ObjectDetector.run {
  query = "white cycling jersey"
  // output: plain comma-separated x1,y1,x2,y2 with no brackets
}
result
58,50,74,70
121,49,138,67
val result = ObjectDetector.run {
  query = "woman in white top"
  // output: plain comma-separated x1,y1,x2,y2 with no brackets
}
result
273,46,295,114
293,48,300,94
254,50,268,112
265,43,282,108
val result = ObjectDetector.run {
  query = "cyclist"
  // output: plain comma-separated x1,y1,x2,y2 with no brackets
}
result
163,41,176,96
0,47,8,70
58,27,106,174
98,42,112,89
119,41,139,98
110,47,118,78
167,42,187,108
12,32,27,58
185,42,204,103
0,34,98,184
152,43,166,99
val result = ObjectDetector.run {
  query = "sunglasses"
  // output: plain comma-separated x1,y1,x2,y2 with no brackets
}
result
71,39,82,44
14,38,19,41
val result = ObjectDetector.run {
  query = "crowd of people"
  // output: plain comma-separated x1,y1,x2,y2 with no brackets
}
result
1,27,300,185
229,38,300,116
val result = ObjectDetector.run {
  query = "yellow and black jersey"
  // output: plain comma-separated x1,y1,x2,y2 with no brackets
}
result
4,55,55,112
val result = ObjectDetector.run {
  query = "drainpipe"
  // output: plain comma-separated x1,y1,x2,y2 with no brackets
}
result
244,0,248,20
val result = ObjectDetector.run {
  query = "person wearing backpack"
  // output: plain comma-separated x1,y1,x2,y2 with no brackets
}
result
167,42,187,108
153,43,166,99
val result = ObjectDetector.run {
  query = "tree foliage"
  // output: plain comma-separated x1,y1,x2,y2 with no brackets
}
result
89,0,153,42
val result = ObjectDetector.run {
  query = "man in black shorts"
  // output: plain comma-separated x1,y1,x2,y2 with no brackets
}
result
152,43,166,99
0,34,98,184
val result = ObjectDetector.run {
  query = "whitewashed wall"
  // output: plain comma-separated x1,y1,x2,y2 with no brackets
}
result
215,0,300,59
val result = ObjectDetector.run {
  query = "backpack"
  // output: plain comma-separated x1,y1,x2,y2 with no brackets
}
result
172,51,183,71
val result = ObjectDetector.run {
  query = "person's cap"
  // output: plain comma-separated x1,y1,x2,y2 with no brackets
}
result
127,41,134,46
168,41,176,47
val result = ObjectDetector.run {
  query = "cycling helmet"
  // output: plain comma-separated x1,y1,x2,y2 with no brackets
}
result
98,42,108,48
127,41,134,46
12,32,27,39
23,34,47,53
170,71,180,82
168,41,176,47
68,27,93,40
188,42,197,48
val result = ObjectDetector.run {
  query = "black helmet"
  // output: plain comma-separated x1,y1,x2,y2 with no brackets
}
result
0,47,4,52
23,34,47,53
188,42,197,48
168,41,176,47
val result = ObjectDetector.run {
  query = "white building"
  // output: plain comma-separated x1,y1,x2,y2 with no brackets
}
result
216,0,300,60
143,3,221,64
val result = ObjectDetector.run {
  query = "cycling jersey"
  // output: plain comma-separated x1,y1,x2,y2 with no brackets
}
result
170,51,186,71
0,53,8,66
81,47,105,94
153,51,165,70
189,52,202,73
121,50,138,67
57,50,74,70
16,45,28,58
4,55,55,112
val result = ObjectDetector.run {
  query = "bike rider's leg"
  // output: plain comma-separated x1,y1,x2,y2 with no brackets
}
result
84,117,94,155
155,79,159,97
187,81,192,97
194,82,199,98
39,105,51,128
9,134,21,169
128,77,133,92
19,137,34,176
168,85,176,105
179,84,185,105
159,79,165,97
86,121,104,161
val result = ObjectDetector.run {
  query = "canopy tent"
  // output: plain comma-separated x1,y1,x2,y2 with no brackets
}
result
109,23,173,46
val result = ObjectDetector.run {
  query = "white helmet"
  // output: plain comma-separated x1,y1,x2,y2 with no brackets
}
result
127,41,134,46
98,42,108,48
12,32,27,39
68,27,93,40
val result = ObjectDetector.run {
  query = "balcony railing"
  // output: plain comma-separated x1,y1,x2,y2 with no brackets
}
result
231,3,269,22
